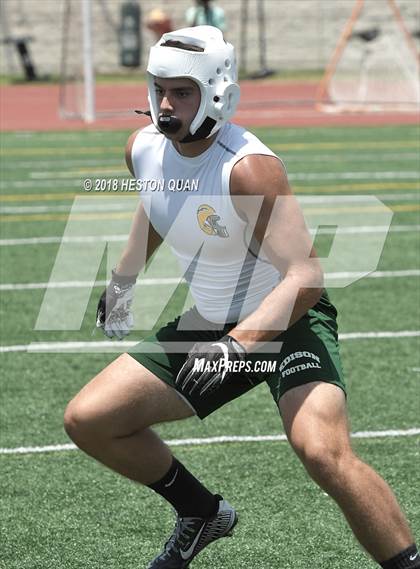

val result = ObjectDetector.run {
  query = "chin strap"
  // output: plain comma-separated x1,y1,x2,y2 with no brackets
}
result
134,109,152,117
180,117,217,142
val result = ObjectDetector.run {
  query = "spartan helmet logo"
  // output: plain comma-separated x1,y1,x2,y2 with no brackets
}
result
197,204,229,238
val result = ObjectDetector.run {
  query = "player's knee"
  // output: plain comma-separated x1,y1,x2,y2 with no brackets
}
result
63,398,100,446
292,438,352,489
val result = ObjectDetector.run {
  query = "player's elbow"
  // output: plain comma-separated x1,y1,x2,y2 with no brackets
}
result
309,255,324,290
300,258,324,296
295,261,324,307
308,267,324,306
309,285,324,307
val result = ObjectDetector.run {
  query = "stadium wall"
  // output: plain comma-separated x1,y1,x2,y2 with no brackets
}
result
0,0,419,77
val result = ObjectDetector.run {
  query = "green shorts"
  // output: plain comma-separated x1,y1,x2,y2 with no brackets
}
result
129,291,345,419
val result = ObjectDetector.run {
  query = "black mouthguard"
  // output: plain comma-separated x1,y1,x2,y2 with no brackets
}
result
157,114,182,134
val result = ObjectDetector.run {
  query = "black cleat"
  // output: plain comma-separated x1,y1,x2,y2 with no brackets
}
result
146,496,238,568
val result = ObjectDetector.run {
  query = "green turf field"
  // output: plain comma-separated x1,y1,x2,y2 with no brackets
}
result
1,124,419,568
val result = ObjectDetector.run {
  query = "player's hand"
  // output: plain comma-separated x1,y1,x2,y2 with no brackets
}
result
96,270,137,339
175,335,247,396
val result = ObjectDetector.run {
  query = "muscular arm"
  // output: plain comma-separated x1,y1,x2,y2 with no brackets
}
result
115,131,163,276
228,155,323,351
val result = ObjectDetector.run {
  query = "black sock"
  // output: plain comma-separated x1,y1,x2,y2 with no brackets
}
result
148,457,219,518
380,545,420,569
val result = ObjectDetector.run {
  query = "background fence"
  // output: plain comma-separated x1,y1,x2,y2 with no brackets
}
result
1,0,419,79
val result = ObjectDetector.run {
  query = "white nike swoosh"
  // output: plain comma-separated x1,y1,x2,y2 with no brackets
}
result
164,468,178,488
410,553,419,561
180,523,205,560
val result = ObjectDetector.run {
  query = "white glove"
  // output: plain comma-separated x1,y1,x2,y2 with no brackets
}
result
96,270,136,339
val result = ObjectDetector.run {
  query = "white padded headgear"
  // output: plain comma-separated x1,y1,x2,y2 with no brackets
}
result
147,26,240,139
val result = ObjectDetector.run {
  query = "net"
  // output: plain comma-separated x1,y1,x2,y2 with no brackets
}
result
317,0,420,112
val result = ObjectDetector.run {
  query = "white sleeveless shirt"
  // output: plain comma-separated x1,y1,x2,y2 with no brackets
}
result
131,122,282,324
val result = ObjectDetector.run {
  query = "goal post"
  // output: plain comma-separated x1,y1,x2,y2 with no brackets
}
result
59,0,143,123
316,0,420,113
81,0,95,123
59,0,95,122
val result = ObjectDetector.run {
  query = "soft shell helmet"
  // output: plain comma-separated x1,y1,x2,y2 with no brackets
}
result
147,26,240,141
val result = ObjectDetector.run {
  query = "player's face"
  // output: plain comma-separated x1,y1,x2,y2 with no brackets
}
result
153,77,201,140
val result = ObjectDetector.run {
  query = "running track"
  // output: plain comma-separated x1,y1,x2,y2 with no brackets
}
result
1,81,419,131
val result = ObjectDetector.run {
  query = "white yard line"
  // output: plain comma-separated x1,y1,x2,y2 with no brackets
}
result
1,224,419,246
0,235,128,246
0,428,419,456
2,153,418,170
317,224,420,234
285,153,420,163
326,269,420,279
20,170,419,181
289,171,420,181
0,277,181,291
1,331,419,353
2,171,418,189
339,331,420,340
0,203,134,215
0,180,82,189
30,170,125,179
0,341,137,353
299,193,419,203
1,159,123,169
1,270,418,292
1,193,418,215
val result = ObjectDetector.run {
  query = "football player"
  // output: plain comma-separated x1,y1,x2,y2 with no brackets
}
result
64,26,419,569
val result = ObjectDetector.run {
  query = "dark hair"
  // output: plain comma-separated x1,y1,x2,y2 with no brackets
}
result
161,40,204,52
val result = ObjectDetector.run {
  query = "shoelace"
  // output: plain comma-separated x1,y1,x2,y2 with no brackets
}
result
160,518,202,560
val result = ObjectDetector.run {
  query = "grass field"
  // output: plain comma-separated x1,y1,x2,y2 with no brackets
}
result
0,124,419,569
